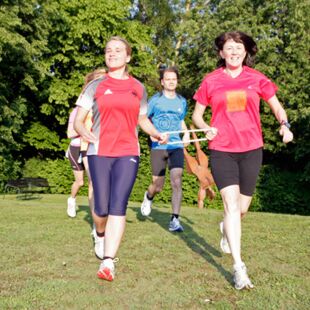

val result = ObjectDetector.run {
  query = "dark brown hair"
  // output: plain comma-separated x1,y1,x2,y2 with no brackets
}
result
215,31,258,67
159,66,180,81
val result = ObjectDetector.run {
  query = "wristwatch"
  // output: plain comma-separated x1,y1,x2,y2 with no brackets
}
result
280,120,291,129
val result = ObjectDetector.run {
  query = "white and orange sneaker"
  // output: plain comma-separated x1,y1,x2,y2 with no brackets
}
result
97,258,115,281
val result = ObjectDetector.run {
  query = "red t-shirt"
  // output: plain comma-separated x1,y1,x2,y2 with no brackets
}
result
193,66,278,152
76,75,147,157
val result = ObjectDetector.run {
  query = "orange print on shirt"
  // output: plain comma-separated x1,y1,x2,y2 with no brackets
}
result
226,90,247,112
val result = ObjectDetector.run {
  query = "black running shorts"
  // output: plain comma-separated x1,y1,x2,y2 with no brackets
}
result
210,147,263,196
151,148,184,177
68,145,85,171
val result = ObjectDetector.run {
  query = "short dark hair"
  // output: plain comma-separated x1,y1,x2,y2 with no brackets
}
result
159,66,180,80
214,31,258,67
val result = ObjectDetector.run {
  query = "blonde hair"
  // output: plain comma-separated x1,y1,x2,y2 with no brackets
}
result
82,68,106,89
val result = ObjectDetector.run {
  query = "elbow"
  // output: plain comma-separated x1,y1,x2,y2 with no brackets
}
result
192,113,198,126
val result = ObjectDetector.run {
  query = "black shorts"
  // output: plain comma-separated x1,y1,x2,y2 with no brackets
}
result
210,148,263,196
151,148,184,177
68,145,85,171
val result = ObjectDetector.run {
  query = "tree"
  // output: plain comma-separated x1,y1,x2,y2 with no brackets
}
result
0,0,51,182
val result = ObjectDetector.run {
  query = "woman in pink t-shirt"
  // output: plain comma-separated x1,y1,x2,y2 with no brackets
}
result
192,31,293,290
74,36,168,282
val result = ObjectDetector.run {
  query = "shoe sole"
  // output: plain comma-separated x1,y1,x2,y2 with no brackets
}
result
97,268,114,281
169,228,184,232
235,283,254,290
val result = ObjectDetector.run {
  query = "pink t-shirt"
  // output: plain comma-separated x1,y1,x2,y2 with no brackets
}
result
68,107,81,147
76,75,147,157
193,66,278,152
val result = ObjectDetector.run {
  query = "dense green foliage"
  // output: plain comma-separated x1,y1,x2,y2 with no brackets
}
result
0,0,309,214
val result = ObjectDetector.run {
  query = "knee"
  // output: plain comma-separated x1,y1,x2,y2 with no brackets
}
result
76,179,84,187
94,208,108,217
170,178,182,190
223,201,240,215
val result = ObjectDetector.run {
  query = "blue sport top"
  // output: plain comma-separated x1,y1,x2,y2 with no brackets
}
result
148,92,187,150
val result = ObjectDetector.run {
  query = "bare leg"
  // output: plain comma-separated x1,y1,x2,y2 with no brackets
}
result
197,185,206,209
220,185,245,266
170,168,183,214
82,156,93,211
70,170,84,198
92,212,107,233
104,215,126,258
240,194,252,219
147,175,165,198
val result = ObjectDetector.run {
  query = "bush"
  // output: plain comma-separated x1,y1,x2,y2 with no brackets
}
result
251,165,310,215
22,157,89,195
20,155,309,216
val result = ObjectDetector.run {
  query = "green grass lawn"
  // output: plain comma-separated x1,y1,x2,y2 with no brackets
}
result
0,194,309,309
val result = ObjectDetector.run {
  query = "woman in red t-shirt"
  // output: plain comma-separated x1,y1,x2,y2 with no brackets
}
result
74,36,168,282
192,31,293,290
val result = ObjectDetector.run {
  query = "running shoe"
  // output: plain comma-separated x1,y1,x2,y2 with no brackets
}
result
97,258,115,281
67,197,76,218
169,217,184,232
220,221,231,254
94,234,104,260
140,191,153,216
233,264,254,290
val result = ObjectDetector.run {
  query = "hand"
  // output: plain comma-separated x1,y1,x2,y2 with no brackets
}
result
279,126,293,144
150,132,169,144
205,127,218,140
81,130,97,144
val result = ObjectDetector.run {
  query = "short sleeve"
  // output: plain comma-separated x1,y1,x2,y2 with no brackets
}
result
259,76,278,101
193,78,209,106
76,80,100,110
147,94,157,118
180,97,187,120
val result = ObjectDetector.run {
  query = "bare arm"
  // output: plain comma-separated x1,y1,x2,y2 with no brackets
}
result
67,119,79,139
73,107,97,143
138,114,169,144
181,120,190,146
267,95,293,143
192,102,218,140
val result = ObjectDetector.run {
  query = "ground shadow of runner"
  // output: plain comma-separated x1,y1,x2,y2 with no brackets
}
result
77,204,93,230
78,204,135,231
131,205,232,284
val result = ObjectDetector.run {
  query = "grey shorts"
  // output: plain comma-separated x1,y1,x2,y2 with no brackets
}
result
151,148,184,177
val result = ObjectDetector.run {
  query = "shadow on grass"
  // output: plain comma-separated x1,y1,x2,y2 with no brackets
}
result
131,206,232,284
77,204,93,230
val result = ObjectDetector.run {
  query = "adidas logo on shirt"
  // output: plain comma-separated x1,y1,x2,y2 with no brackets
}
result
104,89,113,95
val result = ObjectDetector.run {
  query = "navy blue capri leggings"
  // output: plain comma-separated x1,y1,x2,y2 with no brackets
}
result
88,155,139,217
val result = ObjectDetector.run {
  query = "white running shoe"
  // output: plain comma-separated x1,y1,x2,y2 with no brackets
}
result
233,263,254,290
94,233,104,260
169,217,184,232
140,191,153,216
67,197,76,218
97,258,115,281
220,221,231,254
